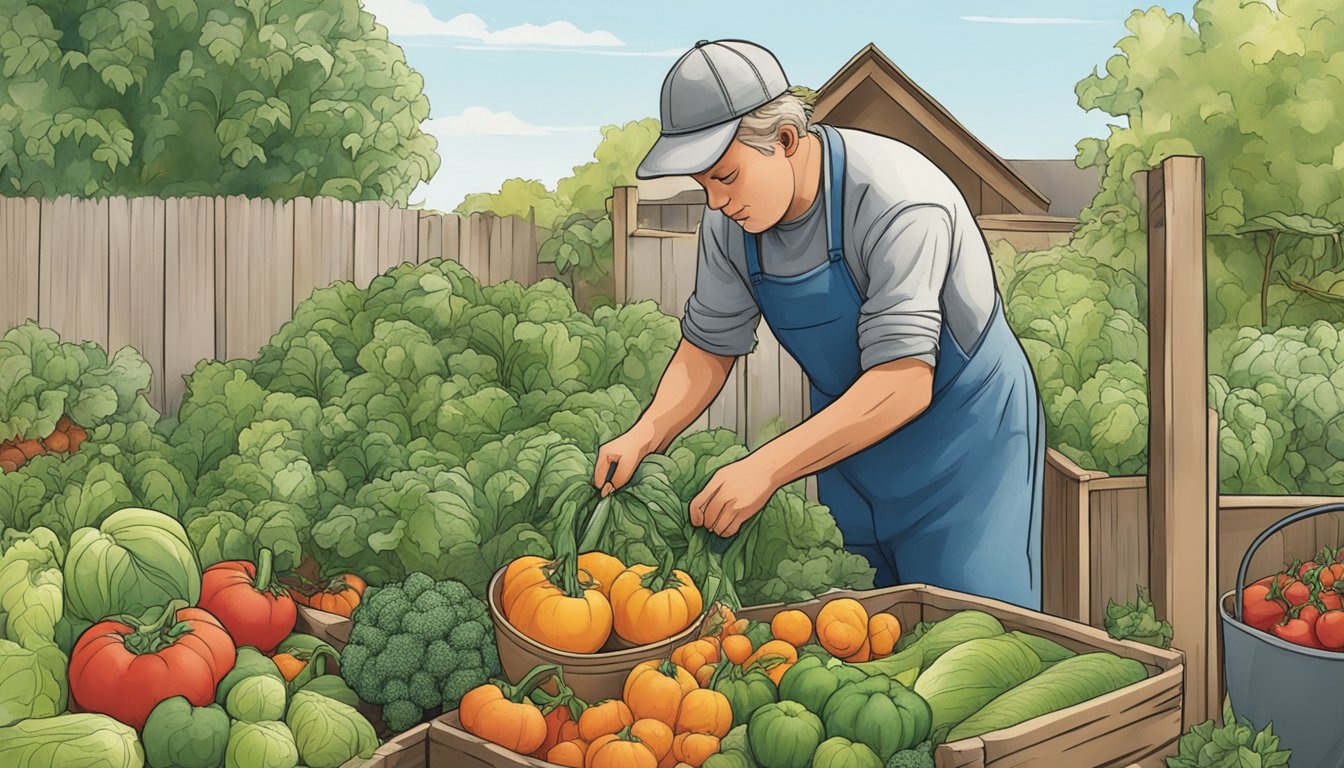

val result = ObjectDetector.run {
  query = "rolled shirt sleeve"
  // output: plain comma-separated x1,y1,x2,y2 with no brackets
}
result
857,203,953,371
681,217,761,356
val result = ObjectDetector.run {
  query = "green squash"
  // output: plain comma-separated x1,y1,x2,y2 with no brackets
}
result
821,677,932,760
143,696,230,768
217,647,285,706
913,634,1042,740
703,751,757,768
713,666,779,729
811,737,882,768
778,654,865,714
720,724,750,755
748,701,825,768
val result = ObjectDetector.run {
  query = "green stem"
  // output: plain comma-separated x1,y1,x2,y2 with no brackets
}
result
255,548,275,592
117,599,191,655
500,663,562,703
1261,231,1279,327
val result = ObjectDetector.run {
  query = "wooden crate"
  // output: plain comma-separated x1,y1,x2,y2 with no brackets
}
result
429,712,558,767
734,585,1185,768
295,604,352,646
340,722,431,768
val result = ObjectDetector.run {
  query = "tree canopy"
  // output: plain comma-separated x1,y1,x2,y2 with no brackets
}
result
0,0,440,203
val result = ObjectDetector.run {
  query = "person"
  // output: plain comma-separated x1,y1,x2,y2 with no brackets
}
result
594,39,1044,609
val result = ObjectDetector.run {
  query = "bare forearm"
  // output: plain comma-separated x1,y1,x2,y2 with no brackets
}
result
750,359,934,486
637,338,735,452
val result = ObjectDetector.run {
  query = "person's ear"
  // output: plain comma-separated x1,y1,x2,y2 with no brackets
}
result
780,125,800,157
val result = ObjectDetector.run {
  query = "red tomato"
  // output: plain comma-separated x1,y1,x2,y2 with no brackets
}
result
1254,573,1293,591
1320,591,1343,611
1241,584,1287,631
1317,611,1344,650
1299,604,1322,627
1272,617,1324,649
1299,561,1320,579
1283,579,1312,607
68,602,236,729
198,548,297,654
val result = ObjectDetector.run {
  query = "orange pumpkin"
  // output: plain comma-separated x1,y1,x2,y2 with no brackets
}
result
546,738,588,768
577,699,635,742
744,640,799,670
623,659,697,726
693,663,716,688
631,718,674,763
610,565,702,645
287,573,366,617
721,634,752,666
766,661,793,686
770,610,813,647
587,728,658,768
672,688,731,738
458,664,556,754
817,598,870,659
671,638,721,675
577,551,626,597
672,732,721,767
501,556,551,615
868,612,902,658
508,563,613,654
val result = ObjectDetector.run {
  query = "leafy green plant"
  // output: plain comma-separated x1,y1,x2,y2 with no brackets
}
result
1103,586,1173,649
1166,697,1290,768
0,0,438,202
1235,212,1344,326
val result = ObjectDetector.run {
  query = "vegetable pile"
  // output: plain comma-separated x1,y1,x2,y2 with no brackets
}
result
0,504,381,768
1238,544,1344,650
460,598,1154,768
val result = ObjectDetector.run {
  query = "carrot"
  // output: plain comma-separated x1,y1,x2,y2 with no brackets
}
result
721,635,752,666
271,652,307,681
0,460,18,474
0,447,25,468
67,426,88,453
15,439,43,460
44,430,70,453
56,415,73,432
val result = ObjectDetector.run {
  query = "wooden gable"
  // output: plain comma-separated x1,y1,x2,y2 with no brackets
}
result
813,44,1052,217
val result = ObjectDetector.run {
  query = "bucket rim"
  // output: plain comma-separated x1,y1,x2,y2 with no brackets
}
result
1219,589,1344,661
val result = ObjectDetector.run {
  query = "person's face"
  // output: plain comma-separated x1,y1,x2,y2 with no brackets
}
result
692,125,800,233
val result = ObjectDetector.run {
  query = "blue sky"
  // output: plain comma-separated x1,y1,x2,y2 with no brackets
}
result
374,1,1203,213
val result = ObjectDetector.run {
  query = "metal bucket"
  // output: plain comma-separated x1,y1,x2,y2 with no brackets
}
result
1220,502,1344,768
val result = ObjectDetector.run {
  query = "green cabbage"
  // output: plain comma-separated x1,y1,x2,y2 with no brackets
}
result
0,713,144,768
142,696,230,768
225,675,288,723
285,691,379,768
64,507,201,623
225,721,298,768
913,634,1042,740
0,528,68,726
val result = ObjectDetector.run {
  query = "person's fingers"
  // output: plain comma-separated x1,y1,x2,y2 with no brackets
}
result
609,451,642,493
690,479,723,528
721,507,752,537
702,489,733,534
593,444,618,488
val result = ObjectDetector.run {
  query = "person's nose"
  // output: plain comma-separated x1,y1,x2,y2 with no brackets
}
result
706,187,731,212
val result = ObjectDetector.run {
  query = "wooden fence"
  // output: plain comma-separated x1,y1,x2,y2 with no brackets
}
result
0,195,552,416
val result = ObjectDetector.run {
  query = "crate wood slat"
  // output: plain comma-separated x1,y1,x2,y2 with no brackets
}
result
340,722,430,768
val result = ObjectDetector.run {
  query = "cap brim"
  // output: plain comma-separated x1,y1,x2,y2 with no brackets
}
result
635,119,741,180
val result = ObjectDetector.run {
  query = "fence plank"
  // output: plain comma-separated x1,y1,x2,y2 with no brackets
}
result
164,197,216,414
400,208,419,268
354,201,380,288
108,197,166,413
746,323,782,446
1041,451,1095,623
1089,485,1148,627
443,214,460,263
510,215,534,285
488,214,508,285
628,236,662,308
376,204,401,276
293,197,317,308
214,197,227,360
1,197,40,329
40,196,110,348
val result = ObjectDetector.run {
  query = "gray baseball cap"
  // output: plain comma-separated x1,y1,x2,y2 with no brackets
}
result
636,39,789,180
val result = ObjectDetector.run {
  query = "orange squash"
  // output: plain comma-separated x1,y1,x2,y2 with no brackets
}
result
631,718,675,763
587,728,658,768
816,598,870,659
610,565,702,645
672,688,732,738
868,612,902,658
671,638,721,675
770,610,813,647
693,663,716,688
766,660,793,686
507,558,613,654
577,551,626,597
546,738,588,768
623,659,697,726
577,699,635,742
721,634,752,666
744,640,799,670
458,663,557,754
672,732,721,767
501,556,551,615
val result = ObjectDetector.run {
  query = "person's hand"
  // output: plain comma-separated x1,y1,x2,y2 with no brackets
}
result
594,422,660,496
690,456,781,537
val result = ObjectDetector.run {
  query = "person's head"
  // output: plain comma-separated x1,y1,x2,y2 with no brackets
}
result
637,40,814,233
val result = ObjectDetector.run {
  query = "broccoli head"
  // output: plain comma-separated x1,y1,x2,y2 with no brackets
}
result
340,574,500,725
886,740,935,768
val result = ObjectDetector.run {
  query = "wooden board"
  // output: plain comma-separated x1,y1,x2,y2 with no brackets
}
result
164,197,217,413
745,321,782,445
442,214,461,264
223,197,292,360
39,195,109,348
292,197,353,308
108,196,167,412
340,722,430,768
429,713,557,768
354,200,382,288
0,196,40,330
213,196,227,362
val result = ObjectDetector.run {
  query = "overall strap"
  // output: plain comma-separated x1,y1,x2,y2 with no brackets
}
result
743,124,850,284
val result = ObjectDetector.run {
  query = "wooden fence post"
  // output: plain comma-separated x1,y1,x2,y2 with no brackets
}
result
1146,155,1217,728
611,186,638,305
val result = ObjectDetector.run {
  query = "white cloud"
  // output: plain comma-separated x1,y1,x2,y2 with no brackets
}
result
959,16,1117,25
364,0,623,46
423,107,599,137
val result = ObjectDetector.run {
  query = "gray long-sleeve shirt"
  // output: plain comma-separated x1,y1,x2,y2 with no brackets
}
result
681,126,1000,371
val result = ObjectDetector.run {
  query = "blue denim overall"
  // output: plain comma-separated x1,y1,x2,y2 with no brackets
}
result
743,124,1044,609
